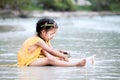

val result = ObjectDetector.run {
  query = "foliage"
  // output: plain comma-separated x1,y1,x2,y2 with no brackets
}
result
36,0,76,11
76,5,91,11
110,3,120,11
109,0,120,11
89,0,110,11
0,0,119,11
0,0,76,11
0,0,32,10
88,0,120,11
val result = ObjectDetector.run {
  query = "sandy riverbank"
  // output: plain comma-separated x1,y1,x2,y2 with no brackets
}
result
30,11,120,18
0,10,120,18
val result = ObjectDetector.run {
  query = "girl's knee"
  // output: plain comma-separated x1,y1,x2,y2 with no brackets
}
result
47,57,56,64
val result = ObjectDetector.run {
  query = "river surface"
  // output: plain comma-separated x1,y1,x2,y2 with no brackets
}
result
0,16,120,80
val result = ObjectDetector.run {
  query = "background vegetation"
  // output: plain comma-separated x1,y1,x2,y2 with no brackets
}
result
89,0,120,11
0,0,120,11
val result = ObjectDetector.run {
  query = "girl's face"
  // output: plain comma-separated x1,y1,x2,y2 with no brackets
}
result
40,28,57,41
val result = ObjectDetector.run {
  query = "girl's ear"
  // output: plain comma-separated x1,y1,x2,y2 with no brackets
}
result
41,30,46,34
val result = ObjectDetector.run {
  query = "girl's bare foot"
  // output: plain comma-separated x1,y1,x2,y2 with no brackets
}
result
86,55,96,65
91,55,96,65
76,59,86,67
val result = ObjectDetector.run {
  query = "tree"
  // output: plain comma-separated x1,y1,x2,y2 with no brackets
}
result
88,0,120,11
0,0,76,11
89,0,110,11
0,0,32,10
36,0,76,11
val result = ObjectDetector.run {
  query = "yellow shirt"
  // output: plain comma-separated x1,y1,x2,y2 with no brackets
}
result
18,36,50,66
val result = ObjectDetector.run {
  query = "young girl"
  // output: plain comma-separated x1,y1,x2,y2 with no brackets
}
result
18,18,95,67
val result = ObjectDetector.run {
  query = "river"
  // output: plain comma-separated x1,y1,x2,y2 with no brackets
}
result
0,16,120,80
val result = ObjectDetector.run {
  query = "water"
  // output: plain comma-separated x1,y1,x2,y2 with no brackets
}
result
0,16,120,80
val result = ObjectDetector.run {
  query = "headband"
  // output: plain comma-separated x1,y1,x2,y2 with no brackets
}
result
41,23,55,27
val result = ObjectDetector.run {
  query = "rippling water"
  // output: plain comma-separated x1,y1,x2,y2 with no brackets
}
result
0,16,120,80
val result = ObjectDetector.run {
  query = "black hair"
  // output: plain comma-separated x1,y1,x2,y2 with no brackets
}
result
36,18,58,37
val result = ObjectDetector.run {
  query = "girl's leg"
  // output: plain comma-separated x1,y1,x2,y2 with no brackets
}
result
29,55,95,67
29,58,49,66
47,57,86,67
44,51,86,67
29,57,86,67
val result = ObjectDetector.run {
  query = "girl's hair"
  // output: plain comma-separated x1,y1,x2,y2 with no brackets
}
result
36,18,58,37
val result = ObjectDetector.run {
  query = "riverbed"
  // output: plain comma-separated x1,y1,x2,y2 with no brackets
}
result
0,16,120,80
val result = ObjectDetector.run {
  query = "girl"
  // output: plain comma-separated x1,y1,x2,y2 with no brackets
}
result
18,18,94,67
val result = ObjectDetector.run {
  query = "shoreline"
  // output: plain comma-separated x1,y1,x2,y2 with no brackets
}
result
30,11,120,18
0,10,120,18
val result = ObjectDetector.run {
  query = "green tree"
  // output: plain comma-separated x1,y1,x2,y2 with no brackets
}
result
36,0,76,11
88,0,120,11
0,0,76,11
89,0,110,11
0,0,32,10
62,0,76,11
108,0,120,11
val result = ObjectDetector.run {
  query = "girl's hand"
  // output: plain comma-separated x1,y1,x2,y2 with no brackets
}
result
63,55,69,62
28,45,38,53
59,50,71,58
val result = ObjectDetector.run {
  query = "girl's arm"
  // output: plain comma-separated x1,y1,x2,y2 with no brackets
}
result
36,40,69,62
59,50,71,58
42,50,57,59
28,44,38,53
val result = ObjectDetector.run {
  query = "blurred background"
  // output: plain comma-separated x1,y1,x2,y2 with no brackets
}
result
0,0,120,18
0,0,120,80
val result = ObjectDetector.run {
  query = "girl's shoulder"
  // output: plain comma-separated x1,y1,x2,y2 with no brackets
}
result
23,36,43,44
29,36,43,42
